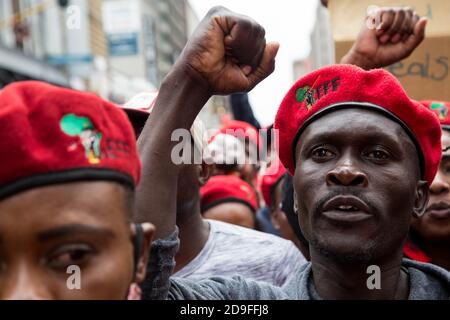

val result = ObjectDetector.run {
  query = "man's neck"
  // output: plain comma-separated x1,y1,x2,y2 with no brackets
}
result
310,248,409,299
174,203,210,273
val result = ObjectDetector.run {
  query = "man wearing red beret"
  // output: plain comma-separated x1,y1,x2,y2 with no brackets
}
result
405,100,450,271
210,121,264,210
200,174,258,229
137,6,450,299
274,63,449,299
0,81,154,299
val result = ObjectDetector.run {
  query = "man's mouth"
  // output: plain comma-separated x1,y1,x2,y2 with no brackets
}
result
321,195,372,223
426,201,450,220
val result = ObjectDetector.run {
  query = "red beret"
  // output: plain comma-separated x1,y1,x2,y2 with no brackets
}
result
275,64,442,184
421,100,450,130
214,120,261,150
0,81,140,200
200,175,258,213
260,158,286,208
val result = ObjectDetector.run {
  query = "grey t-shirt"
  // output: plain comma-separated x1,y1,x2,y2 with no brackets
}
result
144,230,450,300
173,220,306,286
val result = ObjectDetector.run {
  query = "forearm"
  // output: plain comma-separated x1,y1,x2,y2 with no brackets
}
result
135,64,211,239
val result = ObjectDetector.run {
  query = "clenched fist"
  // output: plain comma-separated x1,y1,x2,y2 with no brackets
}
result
342,7,427,70
176,6,279,95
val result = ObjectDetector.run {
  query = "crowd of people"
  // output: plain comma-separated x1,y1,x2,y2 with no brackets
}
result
0,3,448,300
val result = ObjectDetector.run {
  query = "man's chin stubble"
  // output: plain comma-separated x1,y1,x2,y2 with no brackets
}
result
310,236,378,264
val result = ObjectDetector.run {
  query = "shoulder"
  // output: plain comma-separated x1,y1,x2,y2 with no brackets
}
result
403,258,450,299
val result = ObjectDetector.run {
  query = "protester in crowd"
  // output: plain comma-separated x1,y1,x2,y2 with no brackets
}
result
213,120,262,188
201,132,258,228
0,81,154,300
274,63,449,299
122,94,306,296
404,100,450,271
137,6,450,300
260,159,301,245
207,133,247,178
200,174,258,229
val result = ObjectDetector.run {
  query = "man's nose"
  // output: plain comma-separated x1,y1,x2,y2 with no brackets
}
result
326,155,368,187
1,263,53,300
430,170,450,196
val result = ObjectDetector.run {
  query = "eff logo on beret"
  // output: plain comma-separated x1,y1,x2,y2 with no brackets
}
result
60,114,102,164
430,101,449,121
295,76,341,111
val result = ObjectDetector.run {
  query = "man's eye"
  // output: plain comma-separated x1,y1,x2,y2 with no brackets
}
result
442,164,450,174
365,149,390,161
312,147,335,160
47,245,93,270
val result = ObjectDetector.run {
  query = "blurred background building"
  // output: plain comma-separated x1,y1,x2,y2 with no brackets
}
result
292,2,334,81
0,0,226,128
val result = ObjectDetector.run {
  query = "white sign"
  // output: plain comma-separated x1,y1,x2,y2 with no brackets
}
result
102,0,141,34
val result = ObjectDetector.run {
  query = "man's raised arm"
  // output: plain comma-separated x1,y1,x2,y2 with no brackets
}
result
134,6,279,239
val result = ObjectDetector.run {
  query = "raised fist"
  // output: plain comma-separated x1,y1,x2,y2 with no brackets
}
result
342,7,427,70
176,6,279,95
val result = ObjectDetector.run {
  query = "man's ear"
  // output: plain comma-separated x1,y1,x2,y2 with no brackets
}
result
412,181,429,218
131,223,155,284
198,162,213,186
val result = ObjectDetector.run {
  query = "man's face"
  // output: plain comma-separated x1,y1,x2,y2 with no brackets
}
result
294,109,426,262
412,130,450,242
0,181,151,299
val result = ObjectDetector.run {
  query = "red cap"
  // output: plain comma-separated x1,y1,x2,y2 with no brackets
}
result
214,120,261,151
421,100,450,130
0,81,140,200
200,175,258,213
120,92,158,136
275,64,442,185
121,91,158,115
260,158,286,208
